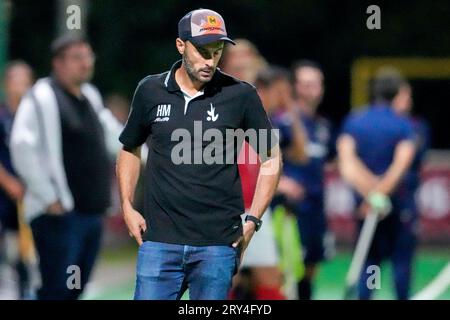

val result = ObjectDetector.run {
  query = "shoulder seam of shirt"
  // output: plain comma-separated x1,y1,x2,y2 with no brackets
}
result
216,69,256,89
137,72,168,88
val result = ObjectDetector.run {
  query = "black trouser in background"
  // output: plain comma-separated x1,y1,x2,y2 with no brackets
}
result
30,211,103,300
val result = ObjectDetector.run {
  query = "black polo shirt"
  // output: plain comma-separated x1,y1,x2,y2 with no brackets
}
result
119,60,276,246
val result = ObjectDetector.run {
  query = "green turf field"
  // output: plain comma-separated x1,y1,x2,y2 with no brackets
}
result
84,246,449,300
315,250,450,299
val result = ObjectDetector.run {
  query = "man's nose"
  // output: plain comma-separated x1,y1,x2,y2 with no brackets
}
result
204,56,214,66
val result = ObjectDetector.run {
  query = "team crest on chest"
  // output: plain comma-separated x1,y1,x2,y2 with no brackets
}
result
206,103,219,122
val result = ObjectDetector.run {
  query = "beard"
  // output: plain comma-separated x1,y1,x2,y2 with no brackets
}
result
182,52,215,84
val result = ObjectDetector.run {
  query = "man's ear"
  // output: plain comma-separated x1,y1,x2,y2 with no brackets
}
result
176,38,185,55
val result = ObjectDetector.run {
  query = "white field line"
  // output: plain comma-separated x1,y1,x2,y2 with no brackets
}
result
412,262,450,300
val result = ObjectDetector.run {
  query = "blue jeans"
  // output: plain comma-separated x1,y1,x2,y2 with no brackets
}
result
30,211,103,300
134,241,240,300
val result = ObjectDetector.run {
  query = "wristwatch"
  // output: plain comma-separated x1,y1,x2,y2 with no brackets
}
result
245,214,263,232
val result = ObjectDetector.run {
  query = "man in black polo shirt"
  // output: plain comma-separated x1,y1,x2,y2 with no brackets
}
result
117,8,282,300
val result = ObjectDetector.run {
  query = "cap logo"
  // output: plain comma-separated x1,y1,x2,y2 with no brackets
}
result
207,16,217,25
191,11,226,37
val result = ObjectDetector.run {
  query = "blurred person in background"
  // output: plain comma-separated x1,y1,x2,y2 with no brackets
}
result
10,35,123,300
220,38,268,84
221,40,289,300
0,60,34,299
252,66,310,299
337,71,416,299
275,60,335,299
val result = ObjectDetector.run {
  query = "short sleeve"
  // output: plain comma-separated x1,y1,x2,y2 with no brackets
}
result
340,115,358,138
242,87,278,161
119,80,151,148
398,118,415,143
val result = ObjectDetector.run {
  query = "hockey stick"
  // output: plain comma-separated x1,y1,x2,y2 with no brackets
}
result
343,209,381,299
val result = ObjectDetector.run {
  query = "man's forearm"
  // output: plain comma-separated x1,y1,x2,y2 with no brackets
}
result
287,113,308,163
338,135,378,198
288,123,308,163
116,146,142,210
373,141,415,196
248,145,282,219
339,155,379,197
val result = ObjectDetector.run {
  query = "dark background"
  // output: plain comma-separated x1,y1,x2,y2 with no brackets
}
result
7,0,450,148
